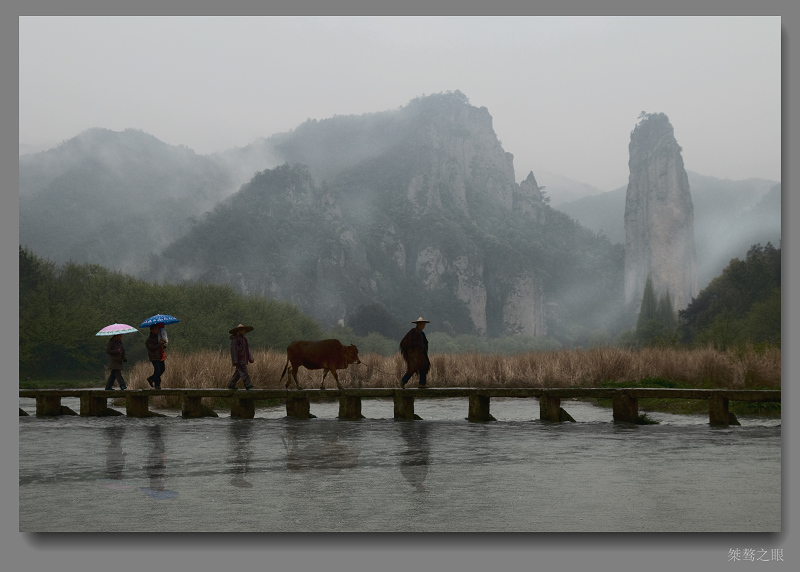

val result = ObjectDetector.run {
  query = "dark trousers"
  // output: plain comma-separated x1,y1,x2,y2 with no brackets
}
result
105,369,126,390
228,365,252,389
149,360,166,388
402,370,427,386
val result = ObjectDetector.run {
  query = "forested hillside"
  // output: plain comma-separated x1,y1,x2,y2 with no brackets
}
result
677,243,780,348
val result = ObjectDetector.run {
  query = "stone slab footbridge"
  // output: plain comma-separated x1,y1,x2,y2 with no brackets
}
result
19,387,780,427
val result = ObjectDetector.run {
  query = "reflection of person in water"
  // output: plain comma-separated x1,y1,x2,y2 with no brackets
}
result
282,421,360,474
97,425,137,490
105,426,127,479
399,422,430,492
228,421,254,488
141,424,178,500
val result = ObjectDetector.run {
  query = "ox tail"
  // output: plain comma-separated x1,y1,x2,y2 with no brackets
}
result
280,357,289,382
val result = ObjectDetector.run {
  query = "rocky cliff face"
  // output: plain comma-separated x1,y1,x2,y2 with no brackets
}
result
404,97,517,214
624,113,698,311
389,94,544,335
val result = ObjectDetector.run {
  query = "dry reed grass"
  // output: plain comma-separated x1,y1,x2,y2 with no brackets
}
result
124,345,780,407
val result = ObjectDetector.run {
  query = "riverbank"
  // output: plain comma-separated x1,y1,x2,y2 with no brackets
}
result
19,378,104,390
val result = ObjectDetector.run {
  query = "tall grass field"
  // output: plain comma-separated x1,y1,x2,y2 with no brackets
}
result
123,345,780,392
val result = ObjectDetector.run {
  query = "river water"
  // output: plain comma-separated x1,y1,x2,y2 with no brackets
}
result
18,396,781,532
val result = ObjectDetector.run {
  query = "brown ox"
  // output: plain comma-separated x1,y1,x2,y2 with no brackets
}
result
280,339,361,390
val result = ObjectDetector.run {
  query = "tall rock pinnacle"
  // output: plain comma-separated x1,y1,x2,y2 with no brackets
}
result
624,112,698,311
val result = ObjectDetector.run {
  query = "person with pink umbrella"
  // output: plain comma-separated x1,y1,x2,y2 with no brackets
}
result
96,323,137,391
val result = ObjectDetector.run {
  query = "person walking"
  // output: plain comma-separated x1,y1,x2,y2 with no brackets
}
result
400,317,431,388
145,324,167,388
104,333,128,390
227,324,255,390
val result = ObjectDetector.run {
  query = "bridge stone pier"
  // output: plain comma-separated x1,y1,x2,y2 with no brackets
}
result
612,393,639,423
80,394,109,416
125,394,151,417
708,394,741,427
181,394,204,418
286,395,313,419
468,394,496,422
36,394,64,416
79,394,122,416
539,393,562,422
229,397,256,419
394,393,416,420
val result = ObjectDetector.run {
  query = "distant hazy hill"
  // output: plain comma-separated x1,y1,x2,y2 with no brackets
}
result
555,172,781,288
534,170,607,207
19,128,237,274
19,142,57,156
555,185,627,243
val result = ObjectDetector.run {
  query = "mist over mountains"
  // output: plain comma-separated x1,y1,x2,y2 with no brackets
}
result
534,171,607,207
19,128,238,275
18,92,780,342
556,172,780,287
144,92,621,340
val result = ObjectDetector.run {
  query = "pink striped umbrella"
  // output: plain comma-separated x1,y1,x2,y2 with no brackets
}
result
96,323,139,336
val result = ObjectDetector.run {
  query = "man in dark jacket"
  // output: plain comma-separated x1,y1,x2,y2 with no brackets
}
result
105,334,127,390
400,317,431,388
227,324,255,390
145,324,167,388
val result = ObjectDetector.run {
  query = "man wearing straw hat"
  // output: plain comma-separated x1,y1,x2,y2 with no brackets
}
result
400,317,431,388
227,324,255,390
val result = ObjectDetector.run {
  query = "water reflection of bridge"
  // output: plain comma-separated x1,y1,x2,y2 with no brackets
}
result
19,387,779,427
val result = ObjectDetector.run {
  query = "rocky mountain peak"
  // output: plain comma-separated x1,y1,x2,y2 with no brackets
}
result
514,171,546,223
393,92,518,216
624,112,698,311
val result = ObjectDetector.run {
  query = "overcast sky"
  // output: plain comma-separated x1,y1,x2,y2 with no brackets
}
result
19,16,781,191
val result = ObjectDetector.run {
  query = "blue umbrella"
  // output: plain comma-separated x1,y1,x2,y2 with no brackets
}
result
139,314,180,328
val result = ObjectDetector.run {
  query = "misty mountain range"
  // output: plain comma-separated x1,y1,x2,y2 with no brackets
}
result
18,92,780,340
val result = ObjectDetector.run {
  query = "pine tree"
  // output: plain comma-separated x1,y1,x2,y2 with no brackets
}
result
636,276,658,330
635,277,675,346
657,289,676,331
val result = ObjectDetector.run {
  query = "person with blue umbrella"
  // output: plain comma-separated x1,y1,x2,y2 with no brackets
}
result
140,314,179,389
145,324,167,388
